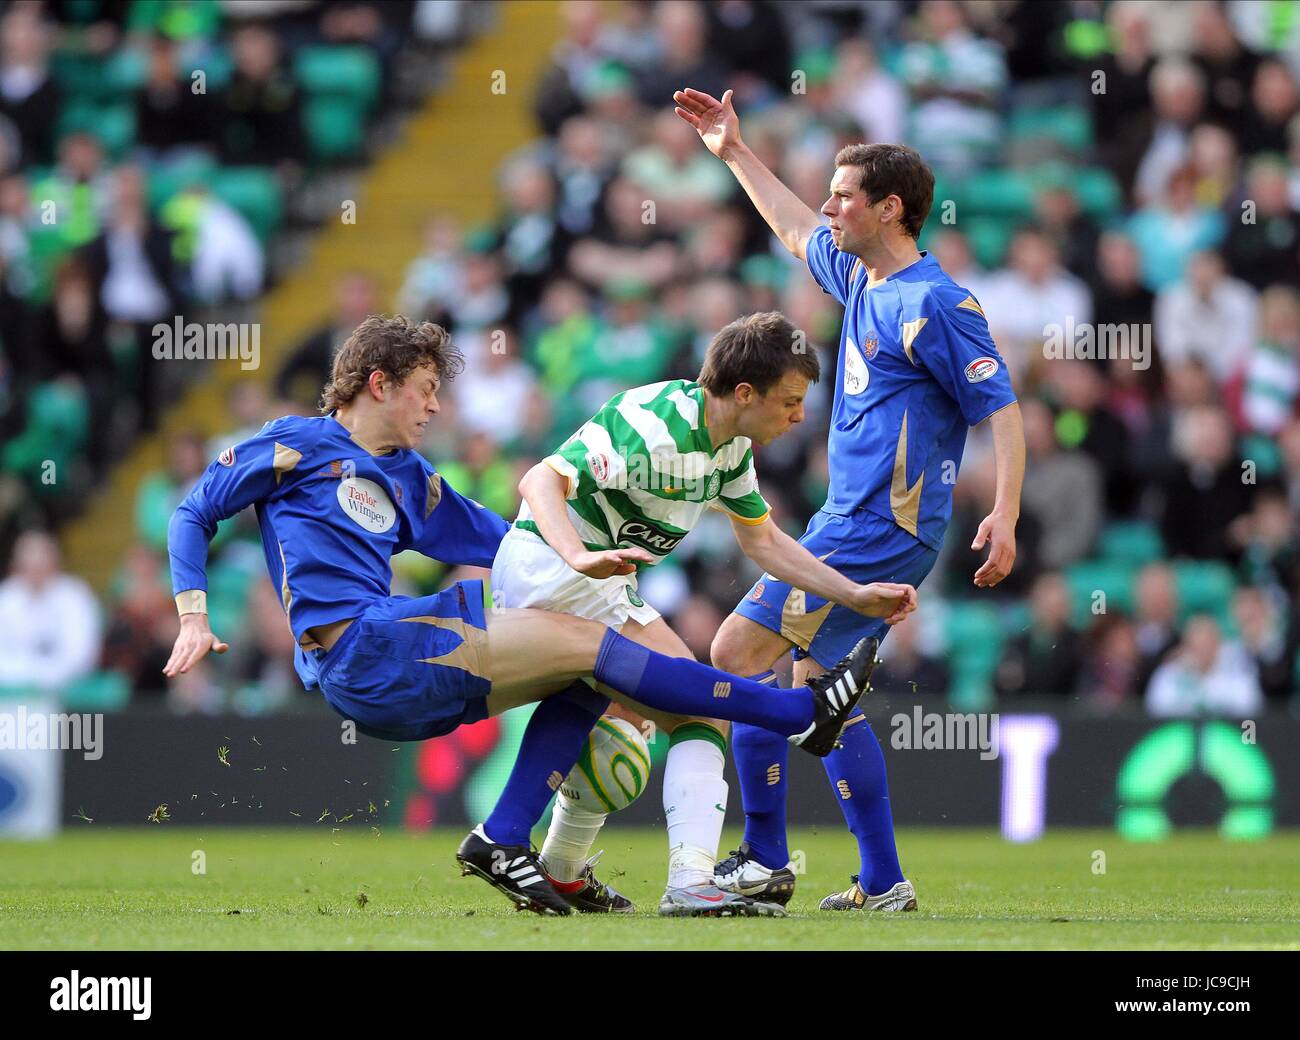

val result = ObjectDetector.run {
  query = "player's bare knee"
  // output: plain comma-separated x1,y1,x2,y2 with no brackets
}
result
710,619,765,677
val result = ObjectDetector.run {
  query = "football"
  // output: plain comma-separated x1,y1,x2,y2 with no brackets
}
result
559,716,653,814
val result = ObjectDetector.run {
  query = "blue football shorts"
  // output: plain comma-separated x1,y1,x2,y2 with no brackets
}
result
733,507,939,670
313,579,492,741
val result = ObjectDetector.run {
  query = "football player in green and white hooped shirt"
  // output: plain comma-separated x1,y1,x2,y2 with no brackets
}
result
488,311,920,916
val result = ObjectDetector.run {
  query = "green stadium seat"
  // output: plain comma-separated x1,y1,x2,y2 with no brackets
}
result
964,215,1020,268
50,51,105,97
146,153,218,212
1064,559,1135,625
303,96,368,160
208,166,284,242
1173,561,1236,625
1099,521,1164,567
944,602,1003,710
1008,104,1093,153
64,671,131,712
294,45,381,108
1071,167,1122,220
961,169,1036,221
56,100,137,158
100,47,148,98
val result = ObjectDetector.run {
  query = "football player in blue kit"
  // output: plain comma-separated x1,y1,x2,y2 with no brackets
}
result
164,315,891,915
675,87,1026,911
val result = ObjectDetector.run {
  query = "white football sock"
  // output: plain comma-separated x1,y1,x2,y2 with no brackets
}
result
539,795,607,883
663,735,728,889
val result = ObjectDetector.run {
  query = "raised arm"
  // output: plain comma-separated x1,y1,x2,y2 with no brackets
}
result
730,516,917,624
673,87,822,260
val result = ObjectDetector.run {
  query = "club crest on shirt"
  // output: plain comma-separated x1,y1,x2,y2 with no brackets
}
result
861,336,879,360
337,476,397,533
843,337,870,396
218,446,235,467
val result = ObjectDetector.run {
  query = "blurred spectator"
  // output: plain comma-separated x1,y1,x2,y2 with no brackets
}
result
135,33,215,159
1153,249,1256,384
275,271,378,409
1018,397,1102,571
994,572,1083,697
215,24,304,171
981,227,1091,381
1076,612,1142,713
1237,58,1299,157
1231,585,1297,704
495,158,568,321
30,131,111,261
869,609,950,702
551,115,616,237
101,545,177,698
1230,486,1300,595
35,256,113,470
1044,360,1136,516
533,0,620,137
896,0,1006,174
929,227,994,306
451,327,539,445
1222,157,1300,291
81,164,180,435
568,175,681,292
671,591,727,662
1089,231,1155,337
0,6,60,168
829,37,905,147
227,577,299,714
1190,0,1260,127
634,1,731,111
398,216,465,318
1133,59,1205,206
1128,163,1225,291
623,109,735,230
1134,562,1182,692
1161,405,1253,560
135,431,223,553
159,183,264,304
1236,285,1300,436
1145,613,1263,717
0,530,101,694
704,1,791,98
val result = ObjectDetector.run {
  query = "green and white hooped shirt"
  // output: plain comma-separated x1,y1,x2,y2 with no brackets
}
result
514,379,771,561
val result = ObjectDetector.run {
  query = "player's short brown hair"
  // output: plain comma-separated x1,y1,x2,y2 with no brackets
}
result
320,315,464,413
834,143,934,240
697,312,820,397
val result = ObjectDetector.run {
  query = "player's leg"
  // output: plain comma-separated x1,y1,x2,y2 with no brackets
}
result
480,607,857,738
709,612,800,898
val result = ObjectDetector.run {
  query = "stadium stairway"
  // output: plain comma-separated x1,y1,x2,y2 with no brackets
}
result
62,2,565,595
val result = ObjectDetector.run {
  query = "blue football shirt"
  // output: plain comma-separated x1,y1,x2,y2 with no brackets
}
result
805,225,1017,550
168,414,509,686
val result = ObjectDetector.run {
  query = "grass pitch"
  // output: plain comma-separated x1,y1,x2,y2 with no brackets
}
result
1,827,1297,950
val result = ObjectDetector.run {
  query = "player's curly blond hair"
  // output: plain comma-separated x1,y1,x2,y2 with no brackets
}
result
320,315,464,413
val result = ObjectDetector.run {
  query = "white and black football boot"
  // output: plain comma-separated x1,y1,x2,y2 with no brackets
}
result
713,843,797,906
789,636,880,757
456,825,572,916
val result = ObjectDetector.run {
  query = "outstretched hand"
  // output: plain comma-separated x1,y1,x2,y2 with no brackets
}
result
673,87,741,159
163,614,229,677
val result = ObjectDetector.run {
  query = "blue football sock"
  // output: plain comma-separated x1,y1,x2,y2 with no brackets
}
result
593,630,813,735
731,671,791,870
483,680,610,847
822,708,904,894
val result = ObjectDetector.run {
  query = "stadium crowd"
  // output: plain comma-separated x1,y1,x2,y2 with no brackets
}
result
1,0,1298,719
